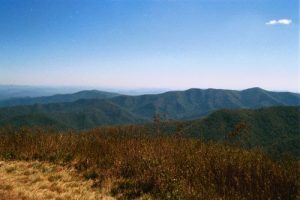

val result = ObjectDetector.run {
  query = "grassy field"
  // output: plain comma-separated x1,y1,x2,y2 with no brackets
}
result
0,160,114,200
0,127,299,199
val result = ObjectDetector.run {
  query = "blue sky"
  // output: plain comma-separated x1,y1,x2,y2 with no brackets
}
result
0,0,298,92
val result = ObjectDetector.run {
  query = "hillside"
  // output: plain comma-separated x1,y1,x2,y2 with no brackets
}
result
0,88,299,129
0,130,298,199
153,106,300,158
0,90,120,107
109,87,300,120
0,99,145,129
0,104,299,158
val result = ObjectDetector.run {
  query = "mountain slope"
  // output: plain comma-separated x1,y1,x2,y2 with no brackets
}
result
109,87,300,120
0,90,120,107
185,106,298,137
154,106,300,158
0,99,146,129
0,85,86,100
0,88,299,129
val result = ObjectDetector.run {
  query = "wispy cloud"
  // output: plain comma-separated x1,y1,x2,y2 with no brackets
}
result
266,19,292,25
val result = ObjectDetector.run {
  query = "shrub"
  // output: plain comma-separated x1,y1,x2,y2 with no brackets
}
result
0,127,298,199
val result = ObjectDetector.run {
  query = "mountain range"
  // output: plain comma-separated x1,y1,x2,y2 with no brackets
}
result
0,87,299,129
0,90,119,107
0,85,88,100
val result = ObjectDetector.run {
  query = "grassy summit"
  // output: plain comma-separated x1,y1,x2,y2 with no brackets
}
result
0,128,298,199
0,160,114,200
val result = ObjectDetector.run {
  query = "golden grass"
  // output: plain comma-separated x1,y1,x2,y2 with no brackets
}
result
0,127,299,199
0,160,115,200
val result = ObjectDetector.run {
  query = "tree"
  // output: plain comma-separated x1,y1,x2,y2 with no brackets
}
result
153,113,161,135
227,121,252,148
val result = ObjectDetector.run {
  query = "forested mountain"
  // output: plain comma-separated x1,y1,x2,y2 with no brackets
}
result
0,88,299,129
108,87,300,120
155,106,300,158
1,105,298,158
0,99,145,129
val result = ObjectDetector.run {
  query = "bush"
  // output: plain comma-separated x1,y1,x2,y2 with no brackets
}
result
0,127,298,199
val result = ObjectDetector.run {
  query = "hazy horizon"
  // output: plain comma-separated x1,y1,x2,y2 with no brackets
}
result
0,84,299,94
0,0,299,92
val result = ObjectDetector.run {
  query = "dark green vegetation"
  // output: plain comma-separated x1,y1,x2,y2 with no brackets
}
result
0,105,299,158
0,128,298,199
0,90,119,107
0,87,299,129
109,87,300,120
0,88,299,159
153,106,300,159
0,100,146,129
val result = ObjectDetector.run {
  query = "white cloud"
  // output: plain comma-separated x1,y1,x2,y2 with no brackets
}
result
266,19,292,25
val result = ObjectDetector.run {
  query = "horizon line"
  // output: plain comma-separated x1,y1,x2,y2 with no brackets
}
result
0,84,299,94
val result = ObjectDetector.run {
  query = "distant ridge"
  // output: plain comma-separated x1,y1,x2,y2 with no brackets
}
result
0,85,86,100
0,90,120,107
0,87,299,129
107,87,300,120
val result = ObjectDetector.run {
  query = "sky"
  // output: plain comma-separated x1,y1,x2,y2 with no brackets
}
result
0,0,299,92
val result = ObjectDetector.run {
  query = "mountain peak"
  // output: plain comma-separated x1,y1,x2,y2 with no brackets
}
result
242,87,265,92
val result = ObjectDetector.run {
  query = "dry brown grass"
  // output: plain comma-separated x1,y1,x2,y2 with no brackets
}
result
0,160,115,200
0,127,299,199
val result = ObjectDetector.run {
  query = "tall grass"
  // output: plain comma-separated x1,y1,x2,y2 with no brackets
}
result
0,126,299,199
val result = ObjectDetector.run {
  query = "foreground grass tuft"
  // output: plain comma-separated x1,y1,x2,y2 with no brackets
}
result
0,160,114,200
